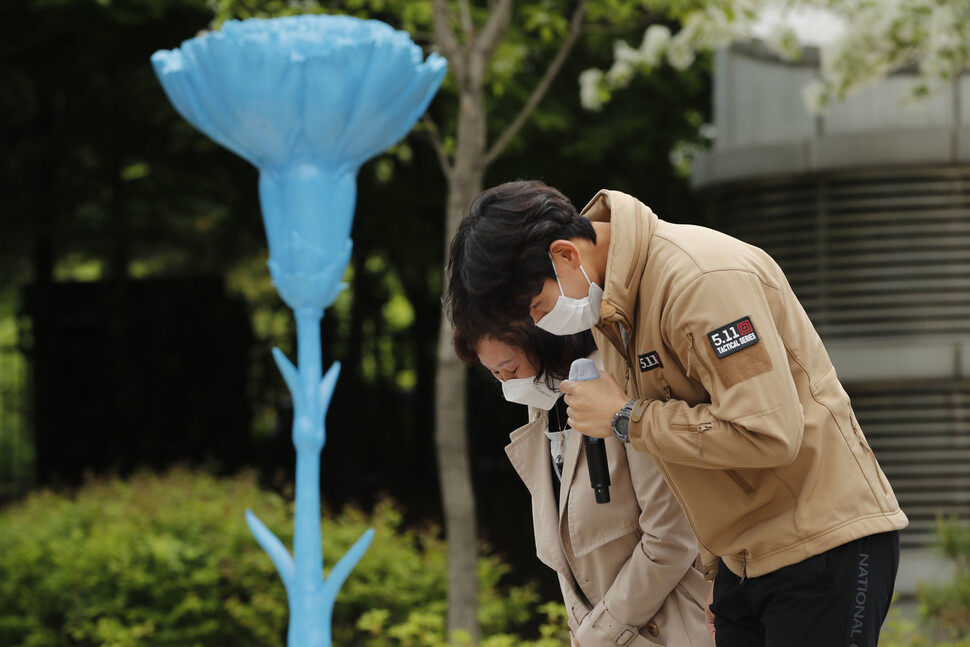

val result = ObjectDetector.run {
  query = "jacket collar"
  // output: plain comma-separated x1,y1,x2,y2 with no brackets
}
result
580,189,657,333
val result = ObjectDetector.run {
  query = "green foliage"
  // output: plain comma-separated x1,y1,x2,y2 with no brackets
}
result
0,468,568,646
0,287,31,497
880,517,970,647
919,517,970,640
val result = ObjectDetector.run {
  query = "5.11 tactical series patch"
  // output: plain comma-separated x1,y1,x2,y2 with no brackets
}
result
707,316,760,359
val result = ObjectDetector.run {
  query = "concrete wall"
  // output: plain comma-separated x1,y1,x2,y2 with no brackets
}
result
694,42,970,187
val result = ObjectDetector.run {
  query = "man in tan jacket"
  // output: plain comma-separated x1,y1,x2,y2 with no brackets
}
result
446,180,908,647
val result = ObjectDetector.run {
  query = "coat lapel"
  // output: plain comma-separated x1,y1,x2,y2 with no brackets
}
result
505,412,570,574
557,424,584,521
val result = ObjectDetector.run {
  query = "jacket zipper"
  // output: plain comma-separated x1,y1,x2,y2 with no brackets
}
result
671,422,712,458
621,325,644,400
739,549,748,582
850,411,889,495
686,332,695,379
597,321,627,361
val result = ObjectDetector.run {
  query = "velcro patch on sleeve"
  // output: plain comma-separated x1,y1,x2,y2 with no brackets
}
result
707,316,760,359
704,316,772,388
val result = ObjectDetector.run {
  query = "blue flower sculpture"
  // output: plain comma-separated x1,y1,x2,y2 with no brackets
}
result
152,15,446,647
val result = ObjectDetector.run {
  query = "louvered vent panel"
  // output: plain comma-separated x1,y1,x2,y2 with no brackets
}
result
718,168,970,339
848,382,970,549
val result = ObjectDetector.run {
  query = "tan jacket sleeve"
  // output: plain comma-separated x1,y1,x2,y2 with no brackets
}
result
630,269,805,469
573,447,698,647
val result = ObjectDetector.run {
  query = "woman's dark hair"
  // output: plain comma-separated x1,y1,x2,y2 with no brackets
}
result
452,321,596,389
444,180,596,331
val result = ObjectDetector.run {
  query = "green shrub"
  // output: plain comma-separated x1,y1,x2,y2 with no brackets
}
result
0,468,568,646
920,517,970,640
880,517,970,647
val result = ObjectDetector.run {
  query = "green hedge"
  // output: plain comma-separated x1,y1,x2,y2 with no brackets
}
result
881,517,970,647
0,468,568,646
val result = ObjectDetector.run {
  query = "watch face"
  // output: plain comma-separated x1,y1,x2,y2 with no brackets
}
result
612,401,635,442
613,413,630,437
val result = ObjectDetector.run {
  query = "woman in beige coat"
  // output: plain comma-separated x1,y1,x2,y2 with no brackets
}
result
454,323,710,647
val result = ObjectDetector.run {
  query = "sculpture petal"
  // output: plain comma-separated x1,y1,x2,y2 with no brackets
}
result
303,42,447,162
153,15,446,170
152,50,259,165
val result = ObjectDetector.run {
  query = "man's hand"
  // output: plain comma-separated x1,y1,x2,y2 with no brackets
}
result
559,371,630,439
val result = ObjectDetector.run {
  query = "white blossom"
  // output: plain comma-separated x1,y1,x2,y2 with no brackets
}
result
579,68,605,111
801,78,827,115
921,2,969,79
666,32,697,71
606,40,639,85
639,24,672,68
614,39,641,67
763,22,800,59
606,60,635,86
580,0,970,113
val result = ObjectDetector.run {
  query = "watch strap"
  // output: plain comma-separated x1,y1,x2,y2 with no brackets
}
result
612,399,637,443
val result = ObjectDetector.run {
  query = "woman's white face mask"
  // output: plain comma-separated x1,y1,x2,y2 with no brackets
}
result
501,376,561,410
535,254,603,336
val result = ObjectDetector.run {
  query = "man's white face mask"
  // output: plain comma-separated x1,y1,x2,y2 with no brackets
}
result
535,254,603,336
501,376,561,410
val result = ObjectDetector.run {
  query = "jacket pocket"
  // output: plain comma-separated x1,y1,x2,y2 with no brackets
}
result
850,409,889,495
670,422,713,458
724,469,754,494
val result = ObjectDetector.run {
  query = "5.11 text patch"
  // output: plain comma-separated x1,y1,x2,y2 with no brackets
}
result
707,316,760,359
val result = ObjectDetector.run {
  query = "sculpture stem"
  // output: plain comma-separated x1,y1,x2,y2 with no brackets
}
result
292,306,325,644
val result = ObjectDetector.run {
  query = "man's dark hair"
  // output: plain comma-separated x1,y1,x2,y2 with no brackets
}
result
452,321,596,389
445,180,596,331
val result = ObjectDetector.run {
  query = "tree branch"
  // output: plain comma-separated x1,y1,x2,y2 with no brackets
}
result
421,114,454,180
484,0,587,166
457,0,474,41
432,0,466,84
474,0,513,67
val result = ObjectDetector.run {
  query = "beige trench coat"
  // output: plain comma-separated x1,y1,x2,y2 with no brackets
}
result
505,401,710,647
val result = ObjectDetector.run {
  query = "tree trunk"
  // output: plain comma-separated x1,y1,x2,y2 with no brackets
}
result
429,1,581,639
434,82,487,642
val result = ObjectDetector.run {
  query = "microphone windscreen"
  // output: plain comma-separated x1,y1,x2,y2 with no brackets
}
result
569,357,600,381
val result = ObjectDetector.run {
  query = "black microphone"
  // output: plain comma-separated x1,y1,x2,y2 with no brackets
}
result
568,358,611,504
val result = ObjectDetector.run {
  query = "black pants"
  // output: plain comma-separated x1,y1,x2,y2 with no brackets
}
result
711,531,900,647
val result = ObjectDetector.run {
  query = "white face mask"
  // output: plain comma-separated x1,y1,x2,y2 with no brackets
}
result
535,255,604,336
502,376,561,410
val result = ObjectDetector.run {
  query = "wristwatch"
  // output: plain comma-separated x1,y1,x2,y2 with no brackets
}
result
611,399,637,443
